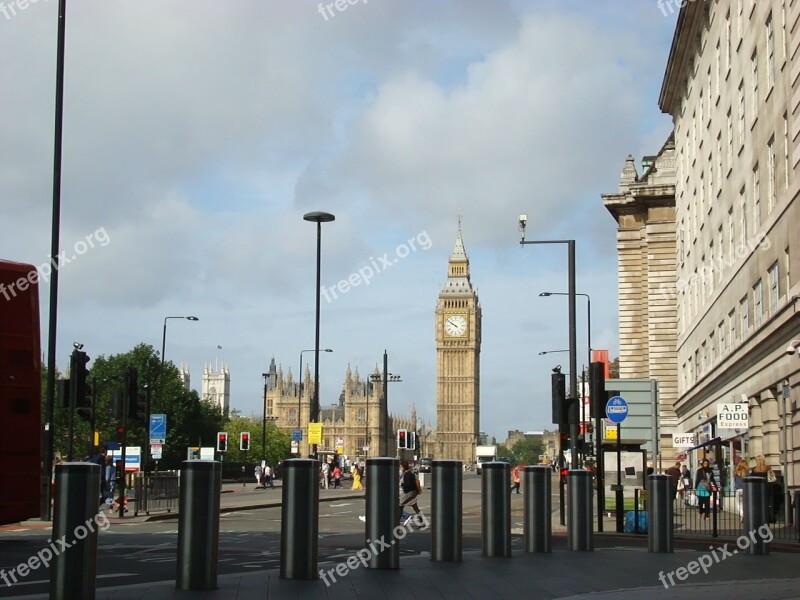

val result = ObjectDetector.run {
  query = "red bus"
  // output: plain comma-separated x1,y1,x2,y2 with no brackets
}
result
0,260,41,525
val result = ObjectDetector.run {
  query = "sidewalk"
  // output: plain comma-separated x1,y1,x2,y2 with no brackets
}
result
9,536,800,599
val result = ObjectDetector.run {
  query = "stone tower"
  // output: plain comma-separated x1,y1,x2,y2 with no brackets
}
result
435,220,481,463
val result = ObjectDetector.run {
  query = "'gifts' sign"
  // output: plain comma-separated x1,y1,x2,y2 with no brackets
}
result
672,433,696,448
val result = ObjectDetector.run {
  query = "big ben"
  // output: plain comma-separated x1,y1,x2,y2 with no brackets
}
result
435,220,481,463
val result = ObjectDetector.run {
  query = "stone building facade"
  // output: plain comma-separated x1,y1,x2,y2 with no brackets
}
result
601,134,679,464
606,1,800,488
201,363,230,414
263,358,429,459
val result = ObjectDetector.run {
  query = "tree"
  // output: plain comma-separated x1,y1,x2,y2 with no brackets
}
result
218,416,291,467
511,437,545,465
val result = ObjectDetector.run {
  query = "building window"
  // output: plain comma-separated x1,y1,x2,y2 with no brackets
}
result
767,135,776,212
768,262,779,314
357,408,366,423
739,187,747,246
728,309,736,346
738,80,745,148
726,108,733,173
786,247,791,300
694,349,700,380
717,226,724,281
784,113,790,190
725,9,732,71
751,51,758,118
737,0,743,44
288,408,298,423
727,206,735,258
716,133,722,190
709,332,716,364
740,295,749,336
766,13,775,91
753,279,763,327
752,163,761,230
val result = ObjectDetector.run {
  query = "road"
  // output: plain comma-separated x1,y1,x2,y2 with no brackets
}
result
0,471,563,596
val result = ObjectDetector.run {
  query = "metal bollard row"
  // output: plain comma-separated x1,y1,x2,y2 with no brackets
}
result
524,466,551,553
567,470,593,551
364,457,400,569
647,474,673,553
743,476,769,555
482,461,511,557
280,458,320,578
431,460,462,562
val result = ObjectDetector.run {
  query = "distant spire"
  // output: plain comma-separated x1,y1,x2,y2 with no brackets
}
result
450,214,468,262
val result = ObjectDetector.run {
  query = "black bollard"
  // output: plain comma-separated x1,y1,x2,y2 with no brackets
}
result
743,476,769,555
567,470,593,551
280,458,320,579
365,457,400,569
647,474,673,553
431,459,462,562
50,463,102,600
176,460,221,590
524,465,551,553
482,461,511,557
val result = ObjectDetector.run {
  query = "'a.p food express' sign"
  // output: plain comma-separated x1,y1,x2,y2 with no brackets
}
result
716,403,748,429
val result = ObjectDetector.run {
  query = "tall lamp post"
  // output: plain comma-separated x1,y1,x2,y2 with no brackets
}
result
369,350,402,456
298,348,332,436
158,315,198,472
518,214,578,469
304,211,335,457
261,371,274,466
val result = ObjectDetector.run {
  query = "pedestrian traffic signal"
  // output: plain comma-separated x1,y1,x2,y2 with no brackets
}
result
551,371,566,426
240,432,250,451
396,429,408,450
217,432,228,452
134,387,148,422
125,367,139,419
589,361,606,418
76,381,93,421
408,431,416,451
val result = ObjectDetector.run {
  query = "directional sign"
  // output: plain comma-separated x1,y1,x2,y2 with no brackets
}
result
150,413,167,443
605,396,628,424
292,429,303,442
308,423,323,445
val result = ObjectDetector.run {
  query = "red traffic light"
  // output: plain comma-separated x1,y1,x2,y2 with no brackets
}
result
559,468,569,478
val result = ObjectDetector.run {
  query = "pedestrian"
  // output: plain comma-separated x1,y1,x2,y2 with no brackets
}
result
321,462,330,489
254,464,263,488
399,461,425,527
89,445,108,506
694,458,717,520
264,464,274,488
332,465,342,488
750,455,770,478
510,465,521,494
734,459,748,521
664,461,682,499
103,456,116,513
351,464,363,490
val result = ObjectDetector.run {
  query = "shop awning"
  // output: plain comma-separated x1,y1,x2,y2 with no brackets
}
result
686,436,721,452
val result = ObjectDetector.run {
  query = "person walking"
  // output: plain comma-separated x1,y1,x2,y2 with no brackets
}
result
734,459,748,521
399,461,425,527
695,458,717,520
664,461,682,500
510,465,521,494
254,464,263,488
321,462,330,489
351,464,363,490
332,465,342,488
264,464,274,488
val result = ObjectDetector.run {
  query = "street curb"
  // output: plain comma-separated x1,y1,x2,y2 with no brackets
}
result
139,492,366,522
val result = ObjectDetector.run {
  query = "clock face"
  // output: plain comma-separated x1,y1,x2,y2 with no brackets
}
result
444,314,468,337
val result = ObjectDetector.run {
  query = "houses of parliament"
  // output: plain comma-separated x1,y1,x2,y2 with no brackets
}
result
265,223,481,463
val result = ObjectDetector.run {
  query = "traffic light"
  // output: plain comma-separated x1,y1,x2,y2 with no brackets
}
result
217,432,228,452
116,425,125,444
240,432,250,451
134,387,148,422
112,392,124,419
125,367,139,420
76,381,94,421
589,361,606,419
408,431,416,451
396,429,407,450
551,371,566,426
58,378,70,408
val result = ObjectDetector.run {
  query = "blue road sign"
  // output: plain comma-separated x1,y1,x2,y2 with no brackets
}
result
150,413,167,442
292,429,303,441
605,396,629,424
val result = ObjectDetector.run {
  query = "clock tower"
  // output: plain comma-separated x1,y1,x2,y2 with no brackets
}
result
435,220,481,463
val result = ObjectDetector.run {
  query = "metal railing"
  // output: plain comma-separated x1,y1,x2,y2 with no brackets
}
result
133,473,180,516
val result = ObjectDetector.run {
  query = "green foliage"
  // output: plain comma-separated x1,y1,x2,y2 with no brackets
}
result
510,437,545,465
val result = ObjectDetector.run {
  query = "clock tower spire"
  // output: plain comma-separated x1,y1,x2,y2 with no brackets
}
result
435,219,481,463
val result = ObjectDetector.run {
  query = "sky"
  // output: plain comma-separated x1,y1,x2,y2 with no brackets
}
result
1,0,678,443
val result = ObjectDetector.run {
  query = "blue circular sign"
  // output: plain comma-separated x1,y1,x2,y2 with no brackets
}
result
605,396,628,423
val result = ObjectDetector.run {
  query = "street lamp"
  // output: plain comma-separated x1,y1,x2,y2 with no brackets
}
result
304,211,335,456
261,371,273,467
299,348,332,429
369,350,402,456
518,214,578,469
539,349,569,356
540,292,592,378
158,315,198,472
